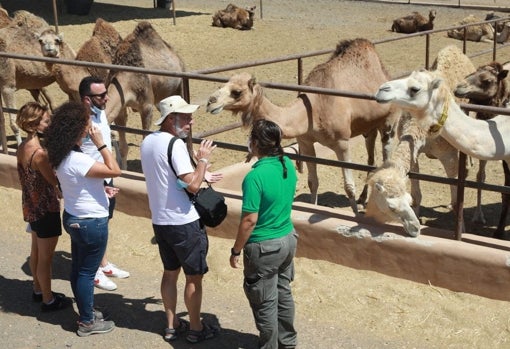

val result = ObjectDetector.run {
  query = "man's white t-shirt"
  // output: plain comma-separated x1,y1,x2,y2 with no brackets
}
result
140,131,200,225
56,150,109,218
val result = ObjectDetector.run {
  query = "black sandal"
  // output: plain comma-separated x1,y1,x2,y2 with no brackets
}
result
186,322,219,343
163,318,189,341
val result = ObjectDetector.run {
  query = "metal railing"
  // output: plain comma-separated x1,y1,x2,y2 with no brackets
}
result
2,14,510,242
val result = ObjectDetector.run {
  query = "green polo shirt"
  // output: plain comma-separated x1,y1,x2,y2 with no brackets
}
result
241,155,297,243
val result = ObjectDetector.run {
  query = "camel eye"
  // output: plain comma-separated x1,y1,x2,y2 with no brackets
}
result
409,86,420,96
231,90,242,99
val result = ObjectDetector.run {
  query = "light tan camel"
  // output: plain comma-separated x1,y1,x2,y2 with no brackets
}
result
447,14,510,43
391,9,436,34
376,69,510,163
207,38,401,213
0,6,11,28
376,69,510,237
37,18,122,102
454,61,510,232
0,10,56,144
105,21,185,169
365,45,475,237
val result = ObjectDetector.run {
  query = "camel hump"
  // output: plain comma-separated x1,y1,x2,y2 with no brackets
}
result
331,38,374,59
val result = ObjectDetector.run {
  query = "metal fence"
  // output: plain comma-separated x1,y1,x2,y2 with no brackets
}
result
2,12,510,241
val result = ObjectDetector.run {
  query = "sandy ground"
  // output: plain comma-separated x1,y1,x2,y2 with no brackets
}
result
1,0,510,348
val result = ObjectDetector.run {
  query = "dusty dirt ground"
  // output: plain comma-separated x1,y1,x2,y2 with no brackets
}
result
1,0,510,348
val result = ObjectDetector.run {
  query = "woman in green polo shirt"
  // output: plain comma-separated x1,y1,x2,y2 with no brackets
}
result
230,119,298,349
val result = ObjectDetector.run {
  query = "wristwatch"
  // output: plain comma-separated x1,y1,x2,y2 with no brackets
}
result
231,247,241,256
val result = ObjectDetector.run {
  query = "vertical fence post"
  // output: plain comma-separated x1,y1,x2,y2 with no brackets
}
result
0,95,7,154
260,0,263,19
297,58,303,85
425,34,430,70
455,152,467,240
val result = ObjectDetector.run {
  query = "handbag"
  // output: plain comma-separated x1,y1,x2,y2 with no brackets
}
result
167,137,227,227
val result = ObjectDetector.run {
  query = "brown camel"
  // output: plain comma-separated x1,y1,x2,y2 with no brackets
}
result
445,14,510,43
212,4,256,30
454,61,510,236
0,10,56,144
105,21,185,169
38,18,122,102
206,38,401,213
391,9,436,34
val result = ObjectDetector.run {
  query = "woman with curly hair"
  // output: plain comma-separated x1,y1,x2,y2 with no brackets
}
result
230,119,299,349
16,102,71,312
45,101,121,337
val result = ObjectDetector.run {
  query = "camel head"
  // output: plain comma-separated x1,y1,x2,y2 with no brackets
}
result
366,167,421,237
429,9,437,21
206,72,263,126
454,62,508,103
37,28,64,58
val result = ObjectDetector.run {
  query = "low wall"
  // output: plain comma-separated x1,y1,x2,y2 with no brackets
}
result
2,151,510,301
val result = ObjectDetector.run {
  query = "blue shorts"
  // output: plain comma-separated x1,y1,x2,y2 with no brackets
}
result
30,211,62,239
153,220,209,275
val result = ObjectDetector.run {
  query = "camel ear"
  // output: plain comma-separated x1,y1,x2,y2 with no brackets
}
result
499,70,508,80
248,76,256,90
374,182,387,195
431,77,443,90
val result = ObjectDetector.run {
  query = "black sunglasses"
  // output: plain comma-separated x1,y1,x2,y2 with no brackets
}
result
87,91,107,99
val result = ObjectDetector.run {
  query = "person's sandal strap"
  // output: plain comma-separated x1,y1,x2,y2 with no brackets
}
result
164,318,189,341
186,322,218,343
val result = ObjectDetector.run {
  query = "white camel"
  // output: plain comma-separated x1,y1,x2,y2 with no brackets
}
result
376,69,510,166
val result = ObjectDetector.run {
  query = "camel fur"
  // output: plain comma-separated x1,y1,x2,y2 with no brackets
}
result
391,9,436,34
207,38,401,214
376,69,510,238
446,14,510,43
366,45,475,237
105,21,185,169
454,61,510,235
0,10,56,144
212,4,256,30
38,18,122,102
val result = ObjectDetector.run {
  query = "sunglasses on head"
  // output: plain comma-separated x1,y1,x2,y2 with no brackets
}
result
87,91,107,99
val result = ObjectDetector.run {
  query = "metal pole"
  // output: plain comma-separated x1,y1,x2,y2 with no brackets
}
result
260,0,263,19
425,34,430,70
52,0,60,34
0,94,7,154
455,152,467,240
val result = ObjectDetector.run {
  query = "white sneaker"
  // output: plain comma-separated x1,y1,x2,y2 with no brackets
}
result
100,262,130,279
94,269,117,291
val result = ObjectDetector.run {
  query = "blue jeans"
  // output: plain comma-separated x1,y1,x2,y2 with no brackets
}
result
243,230,298,349
63,211,108,323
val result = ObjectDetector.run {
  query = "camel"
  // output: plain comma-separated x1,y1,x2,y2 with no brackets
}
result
454,61,510,235
0,6,11,28
37,18,122,101
0,10,56,144
447,14,510,43
391,9,436,34
212,4,256,30
375,69,510,238
485,12,507,33
105,21,185,169
365,45,475,237
207,38,401,213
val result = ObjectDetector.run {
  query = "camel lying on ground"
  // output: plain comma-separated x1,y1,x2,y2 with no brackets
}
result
365,45,475,237
212,4,256,30
454,61,510,236
106,21,185,169
447,14,510,43
376,69,510,239
207,38,401,214
38,18,122,101
391,9,436,34
0,10,56,144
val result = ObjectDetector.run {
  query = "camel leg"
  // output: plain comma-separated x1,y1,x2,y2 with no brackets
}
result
494,161,510,239
332,140,358,215
2,87,21,144
472,160,487,224
298,139,319,205
28,87,55,112
357,129,377,208
114,107,129,170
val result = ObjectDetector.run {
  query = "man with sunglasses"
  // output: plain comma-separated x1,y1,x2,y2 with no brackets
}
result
78,76,130,291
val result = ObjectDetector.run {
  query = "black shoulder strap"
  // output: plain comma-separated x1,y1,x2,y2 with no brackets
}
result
167,136,179,177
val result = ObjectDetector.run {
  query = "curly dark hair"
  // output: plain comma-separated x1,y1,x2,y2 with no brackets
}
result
249,119,288,179
46,102,89,169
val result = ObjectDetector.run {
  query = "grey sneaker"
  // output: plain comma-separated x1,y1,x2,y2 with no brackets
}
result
77,320,115,337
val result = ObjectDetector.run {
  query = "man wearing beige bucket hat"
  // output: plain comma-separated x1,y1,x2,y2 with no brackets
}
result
141,95,222,344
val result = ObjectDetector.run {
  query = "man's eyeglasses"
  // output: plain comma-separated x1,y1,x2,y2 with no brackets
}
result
87,91,108,99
